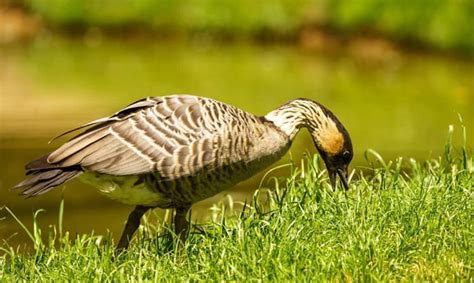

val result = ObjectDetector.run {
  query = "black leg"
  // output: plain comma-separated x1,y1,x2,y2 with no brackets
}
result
116,205,151,253
174,206,190,245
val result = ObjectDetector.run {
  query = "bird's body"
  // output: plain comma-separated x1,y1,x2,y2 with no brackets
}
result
77,111,290,208
15,94,353,251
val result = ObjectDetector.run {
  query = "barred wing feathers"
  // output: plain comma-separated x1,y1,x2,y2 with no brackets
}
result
45,95,254,179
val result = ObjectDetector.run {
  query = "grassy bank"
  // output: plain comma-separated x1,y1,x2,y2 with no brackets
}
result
21,0,474,54
1,127,473,281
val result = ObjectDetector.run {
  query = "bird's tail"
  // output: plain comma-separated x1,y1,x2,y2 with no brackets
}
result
13,155,83,198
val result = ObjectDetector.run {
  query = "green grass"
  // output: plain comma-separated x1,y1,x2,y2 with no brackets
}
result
1,127,473,281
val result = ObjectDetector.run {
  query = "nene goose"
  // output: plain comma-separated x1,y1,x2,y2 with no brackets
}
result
15,95,353,251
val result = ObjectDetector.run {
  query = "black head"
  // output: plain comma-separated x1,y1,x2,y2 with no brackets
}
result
294,98,353,190
318,130,353,190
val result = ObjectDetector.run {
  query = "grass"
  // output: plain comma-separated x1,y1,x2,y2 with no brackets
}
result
0,126,473,281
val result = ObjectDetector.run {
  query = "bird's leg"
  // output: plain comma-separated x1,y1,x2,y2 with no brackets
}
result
116,205,151,253
174,206,190,246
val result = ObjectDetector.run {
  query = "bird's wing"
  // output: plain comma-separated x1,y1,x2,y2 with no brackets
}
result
45,95,254,179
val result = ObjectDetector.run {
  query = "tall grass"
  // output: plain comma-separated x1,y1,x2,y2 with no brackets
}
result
1,126,472,281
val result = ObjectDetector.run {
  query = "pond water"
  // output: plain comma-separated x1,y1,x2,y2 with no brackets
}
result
1,37,472,250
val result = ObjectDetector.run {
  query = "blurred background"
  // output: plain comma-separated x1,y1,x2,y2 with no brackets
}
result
1,0,472,251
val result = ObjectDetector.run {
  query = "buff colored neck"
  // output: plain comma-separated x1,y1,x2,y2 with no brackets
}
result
265,100,344,156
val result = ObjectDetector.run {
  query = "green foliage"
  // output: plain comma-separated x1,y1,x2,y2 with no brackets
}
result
1,128,472,281
323,0,474,53
25,0,308,35
25,0,474,53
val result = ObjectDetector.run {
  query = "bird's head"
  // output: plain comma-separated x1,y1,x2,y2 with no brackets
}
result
305,101,353,190
266,98,353,190
313,128,353,190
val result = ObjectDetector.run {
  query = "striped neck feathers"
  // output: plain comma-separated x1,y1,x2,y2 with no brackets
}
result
264,99,346,156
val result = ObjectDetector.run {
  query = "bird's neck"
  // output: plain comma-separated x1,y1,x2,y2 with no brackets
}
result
264,100,344,155
264,102,310,140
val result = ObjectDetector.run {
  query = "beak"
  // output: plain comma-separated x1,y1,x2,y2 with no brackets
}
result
337,167,349,190
328,166,349,191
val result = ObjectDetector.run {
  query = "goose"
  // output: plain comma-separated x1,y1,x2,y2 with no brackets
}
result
14,95,353,251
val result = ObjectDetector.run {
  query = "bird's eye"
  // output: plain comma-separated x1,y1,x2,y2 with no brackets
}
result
343,151,351,160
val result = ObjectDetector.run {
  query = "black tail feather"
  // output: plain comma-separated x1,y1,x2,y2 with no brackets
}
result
25,154,60,174
14,167,82,198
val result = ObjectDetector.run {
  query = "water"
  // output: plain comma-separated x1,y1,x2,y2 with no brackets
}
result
1,37,472,250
